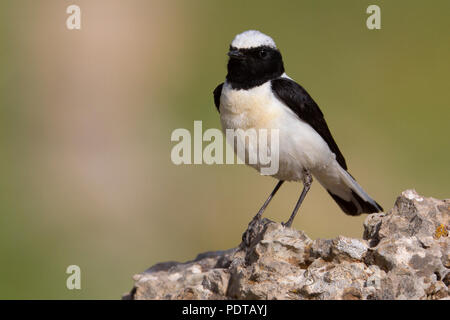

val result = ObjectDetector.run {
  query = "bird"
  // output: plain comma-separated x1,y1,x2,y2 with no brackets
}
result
213,30,383,239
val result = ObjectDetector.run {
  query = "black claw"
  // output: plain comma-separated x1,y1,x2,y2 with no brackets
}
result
241,217,264,247
281,221,291,228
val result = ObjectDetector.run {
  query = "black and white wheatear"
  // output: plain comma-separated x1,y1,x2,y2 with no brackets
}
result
213,30,383,237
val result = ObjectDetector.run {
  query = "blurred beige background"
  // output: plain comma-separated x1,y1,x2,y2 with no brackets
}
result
0,0,449,299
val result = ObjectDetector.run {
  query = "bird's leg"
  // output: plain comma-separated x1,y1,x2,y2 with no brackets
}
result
253,180,284,221
242,180,284,246
282,171,313,228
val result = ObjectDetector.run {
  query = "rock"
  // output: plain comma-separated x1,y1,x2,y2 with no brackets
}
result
124,190,449,300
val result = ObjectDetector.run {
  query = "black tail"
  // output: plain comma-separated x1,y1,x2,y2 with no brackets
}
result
327,190,383,216
316,164,383,216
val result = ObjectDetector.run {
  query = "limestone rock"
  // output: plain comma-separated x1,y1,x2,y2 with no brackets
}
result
124,190,449,300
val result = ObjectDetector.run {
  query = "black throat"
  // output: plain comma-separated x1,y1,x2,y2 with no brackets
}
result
226,46,285,90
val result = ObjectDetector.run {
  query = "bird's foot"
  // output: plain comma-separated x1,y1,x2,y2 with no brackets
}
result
241,216,266,248
281,221,292,228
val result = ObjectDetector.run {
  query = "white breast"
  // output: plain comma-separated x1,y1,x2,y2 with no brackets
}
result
219,81,281,130
219,80,336,181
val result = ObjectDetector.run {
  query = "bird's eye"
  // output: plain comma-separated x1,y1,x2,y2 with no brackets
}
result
259,49,268,59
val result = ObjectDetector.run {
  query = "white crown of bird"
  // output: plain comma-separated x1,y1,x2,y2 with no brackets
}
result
231,30,277,49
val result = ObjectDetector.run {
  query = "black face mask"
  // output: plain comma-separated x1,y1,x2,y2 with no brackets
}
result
226,46,285,90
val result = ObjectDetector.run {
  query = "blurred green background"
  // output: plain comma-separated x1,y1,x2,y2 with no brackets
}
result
0,0,449,299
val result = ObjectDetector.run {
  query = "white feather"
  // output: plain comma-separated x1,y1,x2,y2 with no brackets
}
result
219,79,337,182
231,30,277,49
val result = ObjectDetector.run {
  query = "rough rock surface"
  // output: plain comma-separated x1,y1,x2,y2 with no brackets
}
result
124,190,449,300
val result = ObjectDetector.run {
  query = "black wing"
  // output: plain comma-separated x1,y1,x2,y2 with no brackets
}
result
213,83,224,113
271,78,347,170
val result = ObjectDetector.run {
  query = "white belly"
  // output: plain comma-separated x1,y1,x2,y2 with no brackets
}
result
219,80,336,181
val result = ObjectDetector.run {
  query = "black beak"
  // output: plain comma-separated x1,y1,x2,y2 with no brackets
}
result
227,49,245,60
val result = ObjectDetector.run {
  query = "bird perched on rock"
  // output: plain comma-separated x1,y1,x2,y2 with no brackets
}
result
213,30,382,242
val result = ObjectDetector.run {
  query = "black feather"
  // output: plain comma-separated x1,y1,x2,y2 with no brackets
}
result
226,46,284,90
213,83,223,113
271,78,347,170
327,190,383,216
